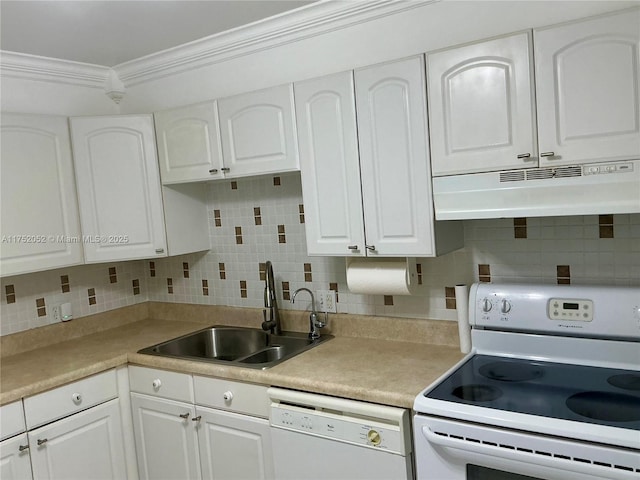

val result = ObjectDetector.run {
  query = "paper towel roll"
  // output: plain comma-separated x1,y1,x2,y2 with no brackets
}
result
455,284,471,353
346,258,416,295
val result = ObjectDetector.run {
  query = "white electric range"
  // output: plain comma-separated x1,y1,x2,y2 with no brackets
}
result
413,283,640,480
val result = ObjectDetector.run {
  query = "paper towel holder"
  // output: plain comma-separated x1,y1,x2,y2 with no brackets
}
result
345,257,418,296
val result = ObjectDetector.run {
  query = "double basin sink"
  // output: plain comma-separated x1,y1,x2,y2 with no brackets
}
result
138,325,332,369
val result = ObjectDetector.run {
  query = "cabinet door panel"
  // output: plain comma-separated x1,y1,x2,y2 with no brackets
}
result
355,56,435,256
154,102,223,183
294,71,366,256
218,84,299,177
70,115,167,262
0,434,33,480
0,114,83,276
131,394,200,480
197,406,273,480
29,399,126,480
535,10,640,166
428,33,537,175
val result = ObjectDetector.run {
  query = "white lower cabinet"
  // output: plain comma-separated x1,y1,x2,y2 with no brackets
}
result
0,433,32,480
28,399,127,480
129,367,273,480
130,394,200,480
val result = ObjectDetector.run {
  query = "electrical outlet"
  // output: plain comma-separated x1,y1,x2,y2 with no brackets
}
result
316,290,337,313
52,305,61,323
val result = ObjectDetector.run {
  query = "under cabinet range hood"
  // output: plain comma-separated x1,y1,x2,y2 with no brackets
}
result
432,160,640,220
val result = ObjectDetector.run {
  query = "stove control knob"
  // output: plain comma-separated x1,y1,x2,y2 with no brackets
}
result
367,429,381,446
500,299,512,314
481,298,493,312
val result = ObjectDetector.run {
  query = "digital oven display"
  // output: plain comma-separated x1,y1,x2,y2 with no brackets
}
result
563,302,579,310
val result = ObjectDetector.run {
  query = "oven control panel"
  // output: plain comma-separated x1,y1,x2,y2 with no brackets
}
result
548,298,593,321
469,283,640,339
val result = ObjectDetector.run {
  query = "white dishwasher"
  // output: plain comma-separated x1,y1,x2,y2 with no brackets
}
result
268,387,414,479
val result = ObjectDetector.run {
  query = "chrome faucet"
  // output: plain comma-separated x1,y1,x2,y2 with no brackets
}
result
261,261,282,335
291,287,326,340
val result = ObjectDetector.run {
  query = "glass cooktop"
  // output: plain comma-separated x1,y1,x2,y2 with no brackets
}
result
426,355,640,430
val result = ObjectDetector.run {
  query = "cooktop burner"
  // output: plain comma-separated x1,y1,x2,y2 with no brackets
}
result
479,361,544,382
426,354,640,431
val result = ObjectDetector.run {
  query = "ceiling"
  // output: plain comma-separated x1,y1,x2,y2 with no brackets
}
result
0,0,316,67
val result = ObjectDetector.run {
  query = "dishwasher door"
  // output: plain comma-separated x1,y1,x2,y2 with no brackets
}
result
268,387,413,480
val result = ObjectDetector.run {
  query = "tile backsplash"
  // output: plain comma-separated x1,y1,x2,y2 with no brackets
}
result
2,173,639,335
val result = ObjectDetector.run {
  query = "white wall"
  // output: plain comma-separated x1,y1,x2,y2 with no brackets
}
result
118,0,638,113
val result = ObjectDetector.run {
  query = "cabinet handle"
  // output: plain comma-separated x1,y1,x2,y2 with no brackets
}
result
152,379,162,390
192,416,202,423
179,413,190,419
19,445,29,452
71,392,82,404
37,439,48,446
223,391,233,401
347,245,359,250
540,152,555,157
209,168,219,174
221,167,230,172
365,245,376,251
155,248,165,254
517,153,531,159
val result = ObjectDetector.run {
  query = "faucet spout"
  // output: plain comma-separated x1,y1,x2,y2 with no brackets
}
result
261,261,282,335
291,287,325,340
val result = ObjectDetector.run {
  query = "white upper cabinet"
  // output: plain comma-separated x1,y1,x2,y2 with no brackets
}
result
294,71,366,256
534,9,640,167
427,32,537,176
154,101,224,184
296,57,463,257
218,84,299,178
0,114,84,276
70,115,168,263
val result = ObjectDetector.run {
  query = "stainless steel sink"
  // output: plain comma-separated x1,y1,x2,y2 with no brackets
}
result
138,325,332,369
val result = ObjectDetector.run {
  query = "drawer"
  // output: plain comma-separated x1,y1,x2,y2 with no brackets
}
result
23,369,117,430
129,366,194,403
0,401,26,441
194,376,269,418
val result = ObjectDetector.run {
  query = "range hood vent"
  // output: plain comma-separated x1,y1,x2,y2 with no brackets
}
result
433,160,640,220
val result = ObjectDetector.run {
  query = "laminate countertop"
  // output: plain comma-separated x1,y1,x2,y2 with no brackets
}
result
0,305,466,409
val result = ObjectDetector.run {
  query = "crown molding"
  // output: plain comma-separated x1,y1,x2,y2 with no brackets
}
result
114,0,436,87
0,51,111,88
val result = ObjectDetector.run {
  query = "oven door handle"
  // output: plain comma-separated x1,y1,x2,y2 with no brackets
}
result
422,427,636,480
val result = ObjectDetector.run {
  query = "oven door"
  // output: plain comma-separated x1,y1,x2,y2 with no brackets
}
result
413,415,639,480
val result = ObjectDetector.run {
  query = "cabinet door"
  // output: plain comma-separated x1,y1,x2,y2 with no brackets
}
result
154,102,224,184
0,434,33,480
218,84,299,177
355,56,436,256
0,114,83,276
294,71,366,256
428,32,537,175
29,399,127,480
196,406,274,480
130,393,201,480
70,115,167,263
535,9,640,167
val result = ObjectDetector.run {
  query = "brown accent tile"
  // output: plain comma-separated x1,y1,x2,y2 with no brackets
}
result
416,263,423,285
384,295,394,306
36,297,45,308
599,214,614,238
230,181,238,190
303,263,312,272
259,263,266,281
514,218,527,239
37,306,47,317
149,261,156,277
167,278,173,294
240,280,247,288
254,207,262,226
304,263,312,282
557,278,571,285
202,279,209,296
478,264,491,283
278,225,286,244
445,286,457,309
6,293,16,304
282,281,290,301
240,280,247,298
557,265,571,285
132,279,140,296
108,266,117,284
445,286,455,298
273,176,281,186
87,288,95,296
235,226,243,245
214,209,222,227
5,284,15,295
183,262,190,279
599,214,614,224
167,278,173,285
445,298,457,309
108,267,116,275
89,297,96,306
60,275,70,293
299,204,305,224
219,263,226,280
330,282,339,302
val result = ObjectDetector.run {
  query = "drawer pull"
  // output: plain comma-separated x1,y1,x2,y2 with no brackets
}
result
365,245,376,251
517,153,531,159
179,413,190,419
223,391,233,402
540,151,555,157
221,167,230,172
152,379,162,390
37,439,48,446
209,168,219,174
71,392,82,404
347,245,359,250
192,416,202,423
19,445,29,452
